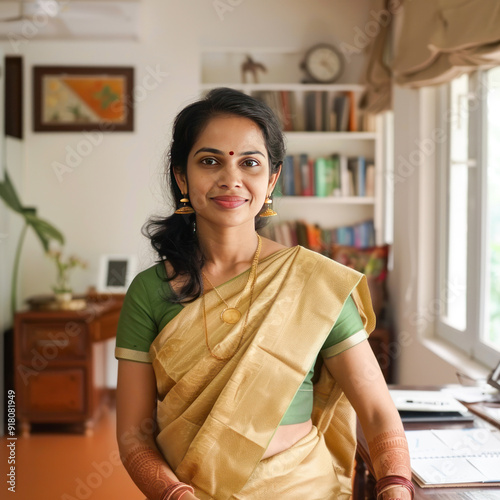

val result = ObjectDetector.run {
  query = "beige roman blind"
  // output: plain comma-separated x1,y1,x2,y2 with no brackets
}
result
393,0,500,88
361,0,500,113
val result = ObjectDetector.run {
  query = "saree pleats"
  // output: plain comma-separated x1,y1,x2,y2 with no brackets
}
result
233,427,340,500
149,246,375,500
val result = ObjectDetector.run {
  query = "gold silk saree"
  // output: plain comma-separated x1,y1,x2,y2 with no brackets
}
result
149,245,375,500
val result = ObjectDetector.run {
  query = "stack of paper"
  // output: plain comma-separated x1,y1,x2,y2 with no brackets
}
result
406,428,500,487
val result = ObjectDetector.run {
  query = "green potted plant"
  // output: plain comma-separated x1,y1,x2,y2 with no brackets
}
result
46,249,87,303
0,169,65,316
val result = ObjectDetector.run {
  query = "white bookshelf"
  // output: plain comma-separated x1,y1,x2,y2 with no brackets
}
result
200,47,387,246
277,197,376,204
199,83,366,92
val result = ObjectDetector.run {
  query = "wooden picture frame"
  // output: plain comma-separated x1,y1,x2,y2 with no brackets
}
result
97,254,137,293
33,66,134,132
5,56,23,139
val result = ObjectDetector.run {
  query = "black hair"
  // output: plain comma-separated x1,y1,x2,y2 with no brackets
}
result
143,87,286,303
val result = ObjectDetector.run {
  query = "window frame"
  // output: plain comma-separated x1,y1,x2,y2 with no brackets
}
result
435,69,500,367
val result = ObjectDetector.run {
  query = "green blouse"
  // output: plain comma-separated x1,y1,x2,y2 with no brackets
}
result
115,262,367,425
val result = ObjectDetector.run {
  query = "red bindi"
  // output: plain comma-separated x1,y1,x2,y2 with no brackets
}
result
229,151,234,155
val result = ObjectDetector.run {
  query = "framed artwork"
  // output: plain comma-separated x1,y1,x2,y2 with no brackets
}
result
97,255,137,293
33,66,134,132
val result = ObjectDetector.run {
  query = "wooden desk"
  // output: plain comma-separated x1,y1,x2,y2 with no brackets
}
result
14,296,123,436
354,386,500,499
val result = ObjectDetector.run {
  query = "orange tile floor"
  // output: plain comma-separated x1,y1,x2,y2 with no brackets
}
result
0,403,144,500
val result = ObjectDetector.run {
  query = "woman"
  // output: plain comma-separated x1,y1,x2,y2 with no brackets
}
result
115,87,413,500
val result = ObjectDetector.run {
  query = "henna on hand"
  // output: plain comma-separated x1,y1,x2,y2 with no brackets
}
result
122,444,178,499
368,428,412,480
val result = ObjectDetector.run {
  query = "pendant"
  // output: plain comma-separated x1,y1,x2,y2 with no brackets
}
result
221,308,241,324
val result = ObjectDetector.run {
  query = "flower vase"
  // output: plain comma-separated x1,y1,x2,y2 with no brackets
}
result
54,291,72,304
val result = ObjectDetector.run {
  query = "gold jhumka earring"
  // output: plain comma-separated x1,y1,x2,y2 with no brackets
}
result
174,194,195,214
259,195,277,217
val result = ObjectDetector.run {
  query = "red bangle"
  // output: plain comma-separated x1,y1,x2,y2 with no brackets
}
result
376,475,415,499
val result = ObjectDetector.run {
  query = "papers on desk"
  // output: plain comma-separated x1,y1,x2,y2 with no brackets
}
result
441,385,499,403
390,389,474,422
405,428,500,487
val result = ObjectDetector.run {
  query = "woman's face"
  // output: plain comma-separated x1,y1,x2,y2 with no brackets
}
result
174,114,280,229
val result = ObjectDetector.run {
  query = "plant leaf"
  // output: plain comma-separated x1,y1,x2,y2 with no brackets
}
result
0,170,24,214
25,213,65,251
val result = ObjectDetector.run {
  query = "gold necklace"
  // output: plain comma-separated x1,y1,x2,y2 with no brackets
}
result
202,234,262,325
202,234,261,360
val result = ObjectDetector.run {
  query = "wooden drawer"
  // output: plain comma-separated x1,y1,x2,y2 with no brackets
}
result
24,368,86,415
19,321,87,361
91,309,121,341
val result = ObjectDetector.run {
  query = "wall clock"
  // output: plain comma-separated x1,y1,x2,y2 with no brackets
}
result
301,44,344,83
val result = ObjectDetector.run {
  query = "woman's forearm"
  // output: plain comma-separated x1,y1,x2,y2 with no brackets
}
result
367,427,413,499
121,441,192,500
367,427,412,479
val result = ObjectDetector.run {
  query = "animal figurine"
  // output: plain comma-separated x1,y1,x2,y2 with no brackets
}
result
241,55,267,84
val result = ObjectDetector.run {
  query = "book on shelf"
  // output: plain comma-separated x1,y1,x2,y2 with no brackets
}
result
347,91,357,132
314,157,337,197
330,154,341,197
304,91,316,132
295,220,309,248
281,155,295,196
279,91,293,132
276,153,374,198
332,94,349,132
258,219,375,254
252,91,283,129
250,90,369,132
287,90,304,131
293,155,303,196
347,156,368,196
405,428,500,487
321,91,329,132
365,163,375,197
339,154,351,197
298,154,314,196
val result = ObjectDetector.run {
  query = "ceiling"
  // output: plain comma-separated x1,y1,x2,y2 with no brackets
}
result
0,0,141,40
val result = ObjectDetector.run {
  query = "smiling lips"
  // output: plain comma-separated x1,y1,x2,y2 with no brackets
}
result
212,196,248,208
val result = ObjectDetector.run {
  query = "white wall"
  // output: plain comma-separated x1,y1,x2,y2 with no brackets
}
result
389,84,492,385
0,0,374,388
389,85,457,385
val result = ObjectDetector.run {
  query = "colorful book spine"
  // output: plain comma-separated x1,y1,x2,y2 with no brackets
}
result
314,157,329,197
299,154,313,196
331,154,341,196
357,156,366,197
277,154,374,199
282,155,295,196
293,155,303,195
280,91,293,132
260,219,376,255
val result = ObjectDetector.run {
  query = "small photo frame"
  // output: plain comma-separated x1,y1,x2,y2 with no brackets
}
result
33,66,134,132
97,255,137,293
487,360,500,391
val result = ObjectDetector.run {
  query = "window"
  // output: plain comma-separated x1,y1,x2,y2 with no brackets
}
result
437,68,500,366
